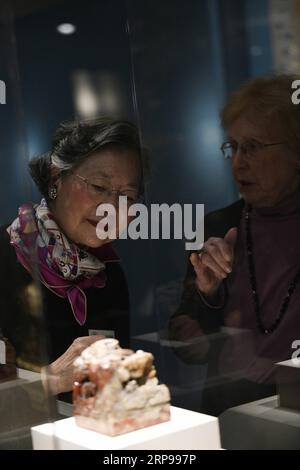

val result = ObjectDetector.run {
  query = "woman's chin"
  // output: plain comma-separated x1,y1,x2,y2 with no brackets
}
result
73,229,110,248
70,224,120,248
83,236,111,249
240,191,263,207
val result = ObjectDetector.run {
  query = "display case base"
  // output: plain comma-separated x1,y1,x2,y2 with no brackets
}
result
31,406,221,450
276,359,300,411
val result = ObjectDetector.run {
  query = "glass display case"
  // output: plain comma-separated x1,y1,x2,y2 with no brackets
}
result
1,0,300,451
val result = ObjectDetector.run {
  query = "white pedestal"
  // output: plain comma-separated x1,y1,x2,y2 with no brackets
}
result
219,395,300,449
276,358,300,411
31,406,221,450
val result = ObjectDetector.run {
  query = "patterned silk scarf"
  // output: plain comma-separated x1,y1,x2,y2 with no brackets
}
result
7,199,119,325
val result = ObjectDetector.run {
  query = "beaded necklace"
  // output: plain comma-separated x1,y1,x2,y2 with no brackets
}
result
245,206,300,334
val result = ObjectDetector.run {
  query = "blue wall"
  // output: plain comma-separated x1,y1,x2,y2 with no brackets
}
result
0,0,274,337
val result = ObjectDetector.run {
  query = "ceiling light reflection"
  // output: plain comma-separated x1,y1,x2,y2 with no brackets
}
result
56,23,76,35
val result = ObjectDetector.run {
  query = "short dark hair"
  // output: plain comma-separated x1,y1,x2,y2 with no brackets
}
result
29,117,143,199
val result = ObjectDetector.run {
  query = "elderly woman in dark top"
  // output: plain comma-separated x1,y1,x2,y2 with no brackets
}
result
170,74,300,415
0,117,142,395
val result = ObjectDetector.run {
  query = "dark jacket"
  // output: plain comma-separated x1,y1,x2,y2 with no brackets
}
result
169,199,244,355
0,224,130,369
169,199,279,415
0,224,130,447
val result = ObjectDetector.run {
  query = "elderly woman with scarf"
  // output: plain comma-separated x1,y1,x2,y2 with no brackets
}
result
0,117,143,396
169,74,300,416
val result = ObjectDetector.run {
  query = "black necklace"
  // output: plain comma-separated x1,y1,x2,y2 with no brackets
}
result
245,206,300,335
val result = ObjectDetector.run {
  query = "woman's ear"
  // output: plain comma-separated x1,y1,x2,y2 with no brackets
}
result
55,176,63,194
48,166,63,199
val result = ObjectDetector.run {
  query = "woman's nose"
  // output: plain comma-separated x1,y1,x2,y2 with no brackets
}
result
232,147,249,169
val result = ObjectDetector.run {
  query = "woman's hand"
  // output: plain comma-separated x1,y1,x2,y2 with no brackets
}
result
42,335,105,395
190,227,237,297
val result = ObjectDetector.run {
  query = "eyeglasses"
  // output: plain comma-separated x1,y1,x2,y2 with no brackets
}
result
72,173,141,205
220,139,285,160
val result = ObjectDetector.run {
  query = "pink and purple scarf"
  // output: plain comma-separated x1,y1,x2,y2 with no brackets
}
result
7,199,119,325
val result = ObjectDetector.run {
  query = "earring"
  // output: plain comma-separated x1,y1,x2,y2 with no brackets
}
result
49,186,57,200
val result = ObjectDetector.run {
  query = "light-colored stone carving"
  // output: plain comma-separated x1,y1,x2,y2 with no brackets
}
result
73,338,170,436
